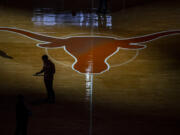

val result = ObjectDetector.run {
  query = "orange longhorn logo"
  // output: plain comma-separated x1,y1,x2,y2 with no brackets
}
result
0,27,180,74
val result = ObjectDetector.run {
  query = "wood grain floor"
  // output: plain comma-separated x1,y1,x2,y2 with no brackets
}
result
0,1,180,135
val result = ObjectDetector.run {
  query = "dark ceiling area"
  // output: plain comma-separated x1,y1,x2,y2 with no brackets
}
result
0,0,169,11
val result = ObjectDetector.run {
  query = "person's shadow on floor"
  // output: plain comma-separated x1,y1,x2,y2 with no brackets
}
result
0,50,13,59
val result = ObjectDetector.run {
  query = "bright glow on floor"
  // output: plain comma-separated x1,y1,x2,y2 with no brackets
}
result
32,8,112,29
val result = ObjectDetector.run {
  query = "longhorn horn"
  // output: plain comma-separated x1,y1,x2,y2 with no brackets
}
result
0,27,66,46
124,30,180,43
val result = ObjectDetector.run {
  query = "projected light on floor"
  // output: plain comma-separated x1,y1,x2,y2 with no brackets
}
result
1,28,180,73
0,27,180,135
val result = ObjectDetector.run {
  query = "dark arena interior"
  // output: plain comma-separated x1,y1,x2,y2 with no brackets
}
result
0,0,180,135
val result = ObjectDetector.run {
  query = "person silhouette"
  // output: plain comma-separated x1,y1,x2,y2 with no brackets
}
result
34,55,56,103
15,95,31,135
97,0,108,14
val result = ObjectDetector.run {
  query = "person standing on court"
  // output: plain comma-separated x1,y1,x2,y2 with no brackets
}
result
97,0,108,14
34,55,56,103
15,95,31,135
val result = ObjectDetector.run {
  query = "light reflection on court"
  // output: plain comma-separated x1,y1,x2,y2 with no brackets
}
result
32,8,100,135
32,8,112,29
0,1,180,135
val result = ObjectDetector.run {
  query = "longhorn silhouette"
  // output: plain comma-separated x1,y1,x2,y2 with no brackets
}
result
0,27,180,74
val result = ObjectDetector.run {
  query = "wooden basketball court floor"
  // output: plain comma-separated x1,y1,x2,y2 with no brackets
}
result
0,1,180,135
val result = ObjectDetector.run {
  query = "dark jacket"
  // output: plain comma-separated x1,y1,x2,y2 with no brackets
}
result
43,60,55,80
